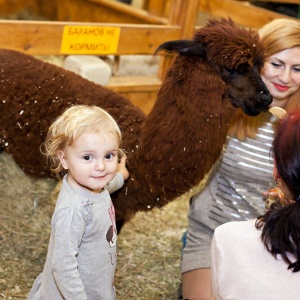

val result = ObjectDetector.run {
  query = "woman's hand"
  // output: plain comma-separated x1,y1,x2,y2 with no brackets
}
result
263,186,286,209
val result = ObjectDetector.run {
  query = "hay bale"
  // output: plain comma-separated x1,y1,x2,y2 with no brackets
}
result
115,196,190,299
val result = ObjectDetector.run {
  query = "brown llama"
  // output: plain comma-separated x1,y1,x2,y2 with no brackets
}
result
0,19,272,224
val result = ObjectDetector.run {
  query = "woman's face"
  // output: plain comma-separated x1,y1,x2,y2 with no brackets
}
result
261,46,300,108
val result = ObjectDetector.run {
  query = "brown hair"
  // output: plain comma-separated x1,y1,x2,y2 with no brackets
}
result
256,110,300,272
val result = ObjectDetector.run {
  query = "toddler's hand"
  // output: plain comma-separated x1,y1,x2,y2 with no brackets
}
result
117,155,130,181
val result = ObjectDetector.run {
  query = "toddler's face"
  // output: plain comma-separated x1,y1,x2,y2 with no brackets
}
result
59,132,119,193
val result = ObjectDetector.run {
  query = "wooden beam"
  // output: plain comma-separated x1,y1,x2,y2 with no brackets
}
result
144,0,171,17
144,0,165,16
157,0,200,81
108,75,161,114
57,0,168,25
199,0,296,28
0,20,180,55
252,0,300,3
0,0,40,16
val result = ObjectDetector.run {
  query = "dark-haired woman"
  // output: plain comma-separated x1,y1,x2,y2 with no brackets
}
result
211,110,300,299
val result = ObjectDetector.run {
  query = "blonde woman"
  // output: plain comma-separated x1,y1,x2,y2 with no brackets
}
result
180,19,300,299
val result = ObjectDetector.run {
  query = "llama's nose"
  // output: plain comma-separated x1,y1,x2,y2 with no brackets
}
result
259,90,273,105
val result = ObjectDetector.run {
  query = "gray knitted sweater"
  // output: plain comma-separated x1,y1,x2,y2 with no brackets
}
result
28,173,124,300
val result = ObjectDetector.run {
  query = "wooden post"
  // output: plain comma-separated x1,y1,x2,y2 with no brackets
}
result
157,0,200,81
146,0,167,16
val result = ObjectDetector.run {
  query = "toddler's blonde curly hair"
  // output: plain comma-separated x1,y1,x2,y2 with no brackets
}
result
42,105,121,177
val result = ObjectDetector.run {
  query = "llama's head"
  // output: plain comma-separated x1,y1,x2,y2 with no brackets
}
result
155,18,272,116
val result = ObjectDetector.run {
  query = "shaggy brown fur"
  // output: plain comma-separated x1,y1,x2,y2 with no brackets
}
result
0,19,272,222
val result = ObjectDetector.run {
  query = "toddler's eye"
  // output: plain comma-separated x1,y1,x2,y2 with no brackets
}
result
83,155,92,161
105,153,114,160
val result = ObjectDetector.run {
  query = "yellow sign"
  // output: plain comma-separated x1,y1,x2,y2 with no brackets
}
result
61,26,121,54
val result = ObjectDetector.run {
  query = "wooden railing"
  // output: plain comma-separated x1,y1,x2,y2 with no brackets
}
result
0,20,180,55
198,0,296,28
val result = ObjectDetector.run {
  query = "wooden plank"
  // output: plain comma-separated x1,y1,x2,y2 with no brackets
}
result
0,0,57,20
0,0,39,16
0,20,180,55
252,0,300,3
108,76,160,114
57,0,168,25
108,75,161,92
158,0,200,80
172,0,200,38
199,0,296,28
145,0,171,17
122,90,157,114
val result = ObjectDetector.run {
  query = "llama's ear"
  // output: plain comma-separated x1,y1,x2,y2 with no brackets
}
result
155,40,207,57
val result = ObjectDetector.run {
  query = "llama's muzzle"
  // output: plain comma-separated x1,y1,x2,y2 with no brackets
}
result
259,89,273,107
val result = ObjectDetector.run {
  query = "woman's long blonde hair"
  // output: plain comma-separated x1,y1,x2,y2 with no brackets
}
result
229,19,300,140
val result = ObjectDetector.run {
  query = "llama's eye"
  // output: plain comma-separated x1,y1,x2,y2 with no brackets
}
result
225,68,237,75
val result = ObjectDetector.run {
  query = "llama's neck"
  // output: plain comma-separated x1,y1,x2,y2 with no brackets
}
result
134,56,236,202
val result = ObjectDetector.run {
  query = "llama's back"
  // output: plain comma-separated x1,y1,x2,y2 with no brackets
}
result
0,49,145,177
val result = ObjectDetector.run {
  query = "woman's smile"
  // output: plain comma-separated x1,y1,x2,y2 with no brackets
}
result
273,83,289,92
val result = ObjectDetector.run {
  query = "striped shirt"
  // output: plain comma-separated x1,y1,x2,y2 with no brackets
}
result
212,117,275,224
181,113,276,271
